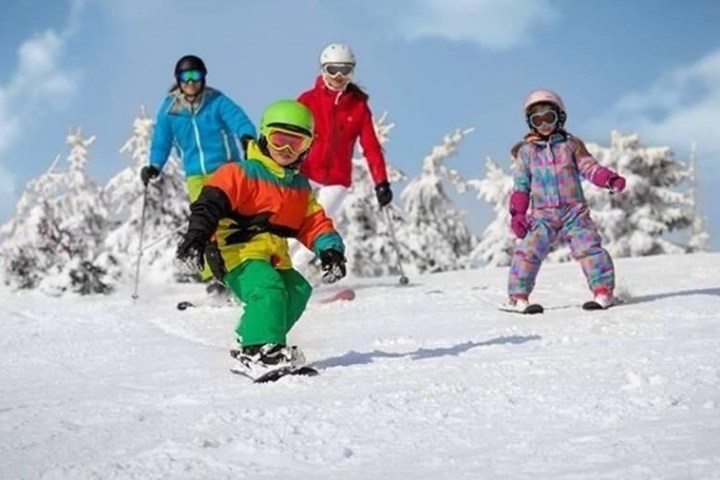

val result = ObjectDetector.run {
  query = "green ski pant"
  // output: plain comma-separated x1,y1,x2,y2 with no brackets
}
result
224,260,313,346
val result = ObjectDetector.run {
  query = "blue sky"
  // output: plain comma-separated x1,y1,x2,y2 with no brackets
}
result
1,0,718,249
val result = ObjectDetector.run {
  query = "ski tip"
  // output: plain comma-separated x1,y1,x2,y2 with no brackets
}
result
339,288,356,301
581,300,611,311
498,303,544,315
230,365,320,383
177,301,194,311
524,304,544,314
317,288,356,304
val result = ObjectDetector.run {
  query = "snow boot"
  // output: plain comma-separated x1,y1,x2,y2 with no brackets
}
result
502,294,544,314
583,286,614,310
230,343,306,381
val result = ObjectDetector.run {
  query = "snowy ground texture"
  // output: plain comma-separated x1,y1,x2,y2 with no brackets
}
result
2,253,720,480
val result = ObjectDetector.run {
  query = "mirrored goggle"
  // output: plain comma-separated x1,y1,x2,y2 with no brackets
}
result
322,63,354,77
177,69,205,83
266,128,312,154
528,109,558,128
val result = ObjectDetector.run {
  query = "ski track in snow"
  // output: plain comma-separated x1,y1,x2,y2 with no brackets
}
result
1,254,720,479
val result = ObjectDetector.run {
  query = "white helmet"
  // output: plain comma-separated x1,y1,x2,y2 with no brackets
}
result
320,43,356,65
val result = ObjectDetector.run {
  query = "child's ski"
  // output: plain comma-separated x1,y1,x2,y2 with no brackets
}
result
230,365,319,383
229,348,318,382
499,303,544,315
316,287,356,304
581,300,617,310
176,296,236,310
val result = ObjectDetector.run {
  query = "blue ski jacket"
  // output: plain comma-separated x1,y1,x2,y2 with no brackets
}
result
149,87,256,177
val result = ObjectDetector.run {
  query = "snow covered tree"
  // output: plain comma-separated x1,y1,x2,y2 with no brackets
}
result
334,112,409,277
584,131,694,257
686,141,711,252
104,106,190,283
398,128,476,274
1,128,118,294
0,155,64,289
468,156,515,267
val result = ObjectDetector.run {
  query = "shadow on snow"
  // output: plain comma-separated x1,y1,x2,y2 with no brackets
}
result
313,334,542,369
624,287,720,306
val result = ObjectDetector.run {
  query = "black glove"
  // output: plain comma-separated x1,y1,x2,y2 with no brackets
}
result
319,249,346,284
375,181,393,207
140,165,160,186
176,232,208,273
204,241,227,281
240,134,254,154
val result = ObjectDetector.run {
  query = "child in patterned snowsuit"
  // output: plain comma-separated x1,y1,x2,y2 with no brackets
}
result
507,90,626,310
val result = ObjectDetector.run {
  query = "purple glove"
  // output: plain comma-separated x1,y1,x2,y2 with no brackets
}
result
509,191,530,239
592,167,626,192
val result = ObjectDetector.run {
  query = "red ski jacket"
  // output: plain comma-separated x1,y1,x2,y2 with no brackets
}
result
297,76,388,188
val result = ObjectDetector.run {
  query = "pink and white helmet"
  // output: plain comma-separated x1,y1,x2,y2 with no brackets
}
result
523,89,566,113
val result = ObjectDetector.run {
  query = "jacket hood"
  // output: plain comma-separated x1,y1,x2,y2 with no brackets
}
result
167,86,219,114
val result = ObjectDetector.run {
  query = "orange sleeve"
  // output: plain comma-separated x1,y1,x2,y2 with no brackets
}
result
204,163,249,211
297,193,344,254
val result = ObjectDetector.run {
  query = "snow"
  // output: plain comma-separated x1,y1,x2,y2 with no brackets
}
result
2,253,719,479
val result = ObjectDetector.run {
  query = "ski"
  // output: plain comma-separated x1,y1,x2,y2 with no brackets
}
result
228,348,319,382
177,300,195,310
176,296,236,310
581,300,614,310
316,287,356,304
230,365,319,383
499,303,544,315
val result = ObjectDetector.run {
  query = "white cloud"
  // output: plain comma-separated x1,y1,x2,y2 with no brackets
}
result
588,48,720,165
0,27,81,199
397,0,559,50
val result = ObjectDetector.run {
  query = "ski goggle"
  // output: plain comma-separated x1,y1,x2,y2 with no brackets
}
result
528,109,559,129
264,127,312,155
322,63,355,77
177,69,205,83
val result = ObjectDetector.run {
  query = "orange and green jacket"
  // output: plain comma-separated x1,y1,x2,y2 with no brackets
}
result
189,141,344,273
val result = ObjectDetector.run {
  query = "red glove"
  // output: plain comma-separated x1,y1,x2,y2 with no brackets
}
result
509,191,530,239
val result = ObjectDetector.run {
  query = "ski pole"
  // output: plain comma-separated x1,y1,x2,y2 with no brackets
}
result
383,207,409,285
137,225,185,253
131,185,149,302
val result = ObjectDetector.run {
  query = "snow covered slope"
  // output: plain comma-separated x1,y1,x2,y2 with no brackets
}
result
2,253,719,479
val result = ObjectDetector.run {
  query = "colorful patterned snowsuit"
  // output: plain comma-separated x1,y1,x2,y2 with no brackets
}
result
508,132,615,297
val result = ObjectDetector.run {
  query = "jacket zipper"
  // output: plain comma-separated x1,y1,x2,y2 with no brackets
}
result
221,130,231,160
546,142,562,206
191,111,206,175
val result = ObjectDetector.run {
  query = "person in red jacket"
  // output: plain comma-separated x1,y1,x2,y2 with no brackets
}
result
292,43,392,271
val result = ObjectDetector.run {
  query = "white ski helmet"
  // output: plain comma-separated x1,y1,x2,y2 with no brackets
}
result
320,43,356,65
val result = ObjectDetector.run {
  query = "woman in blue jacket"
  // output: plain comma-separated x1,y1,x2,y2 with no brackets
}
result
141,55,257,292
